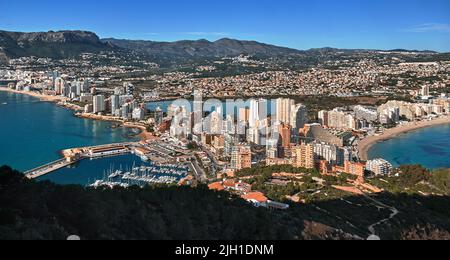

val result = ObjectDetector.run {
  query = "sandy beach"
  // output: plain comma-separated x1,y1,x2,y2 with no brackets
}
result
358,116,450,160
0,87,69,102
77,113,156,141
123,122,158,142
0,87,84,111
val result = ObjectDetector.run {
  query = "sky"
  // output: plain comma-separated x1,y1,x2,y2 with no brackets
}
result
1,0,450,52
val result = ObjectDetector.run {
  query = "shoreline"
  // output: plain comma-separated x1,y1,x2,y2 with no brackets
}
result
358,116,450,161
75,113,156,142
0,86,83,110
1,86,155,142
0,87,69,102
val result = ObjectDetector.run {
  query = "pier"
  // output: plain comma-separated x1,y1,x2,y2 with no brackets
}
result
24,158,79,179
24,142,137,179
23,139,196,180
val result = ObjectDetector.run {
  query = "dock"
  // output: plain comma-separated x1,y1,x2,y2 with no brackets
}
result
24,158,79,179
23,140,195,180
24,142,137,179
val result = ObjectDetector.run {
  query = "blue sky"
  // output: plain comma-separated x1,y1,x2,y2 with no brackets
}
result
1,0,450,51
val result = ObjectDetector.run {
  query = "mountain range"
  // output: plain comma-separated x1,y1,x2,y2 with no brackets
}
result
102,37,303,60
0,30,112,62
0,30,303,64
0,30,442,65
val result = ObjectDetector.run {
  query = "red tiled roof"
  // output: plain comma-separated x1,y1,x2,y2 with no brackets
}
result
241,192,268,203
223,179,236,188
208,182,225,191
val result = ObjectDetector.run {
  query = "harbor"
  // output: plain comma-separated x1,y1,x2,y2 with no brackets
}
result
24,138,197,184
89,163,191,188
25,142,137,179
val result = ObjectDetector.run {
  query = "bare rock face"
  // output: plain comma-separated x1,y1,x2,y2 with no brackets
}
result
2,30,102,45
0,30,111,59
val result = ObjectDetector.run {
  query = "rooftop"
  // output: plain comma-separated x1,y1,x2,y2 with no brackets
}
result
241,192,268,203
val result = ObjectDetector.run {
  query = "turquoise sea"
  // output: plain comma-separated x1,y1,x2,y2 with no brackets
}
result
368,124,450,169
0,91,139,175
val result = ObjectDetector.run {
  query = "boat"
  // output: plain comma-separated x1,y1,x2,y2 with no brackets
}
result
89,179,130,189
90,180,104,188
108,170,123,179
1,102,7,105
90,162,190,188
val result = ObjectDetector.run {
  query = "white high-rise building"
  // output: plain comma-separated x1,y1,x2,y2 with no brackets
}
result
291,104,308,130
223,115,235,135
111,95,120,114
54,77,65,95
366,159,393,176
155,107,164,125
167,104,178,118
313,141,347,166
122,103,131,119
247,127,261,145
249,99,267,128
132,107,145,120
210,110,223,135
75,82,82,96
236,120,247,136
325,109,358,130
82,79,90,93
275,98,295,124
379,107,400,124
354,105,378,123
93,95,105,114
318,110,329,127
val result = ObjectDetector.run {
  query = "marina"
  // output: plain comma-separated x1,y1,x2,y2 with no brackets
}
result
25,142,137,179
89,163,190,188
25,138,194,179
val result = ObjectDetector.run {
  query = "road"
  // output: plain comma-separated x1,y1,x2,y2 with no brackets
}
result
310,192,399,240
364,194,399,236
200,146,218,177
190,159,208,183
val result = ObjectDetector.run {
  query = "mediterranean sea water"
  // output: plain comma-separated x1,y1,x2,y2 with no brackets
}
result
38,154,154,185
0,91,140,176
368,124,450,169
2,91,448,185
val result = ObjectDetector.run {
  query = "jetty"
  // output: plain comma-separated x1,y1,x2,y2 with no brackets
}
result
24,142,137,179
23,140,191,180
24,158,80,179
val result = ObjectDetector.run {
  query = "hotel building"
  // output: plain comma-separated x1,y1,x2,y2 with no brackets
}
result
275,98,295,124
366,159,393,176
294,143,315,169
93,95,105,114
231,145,252,170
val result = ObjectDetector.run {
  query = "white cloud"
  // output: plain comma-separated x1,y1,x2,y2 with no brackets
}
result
405,23,450,33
